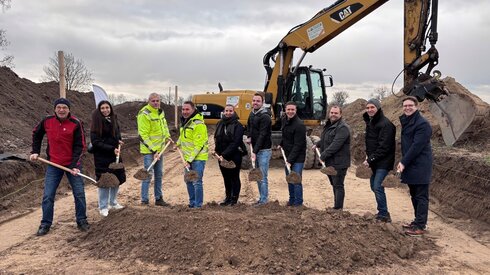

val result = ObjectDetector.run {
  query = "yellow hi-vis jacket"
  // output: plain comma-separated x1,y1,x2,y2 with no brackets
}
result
137,104,170,154
177,112,208,162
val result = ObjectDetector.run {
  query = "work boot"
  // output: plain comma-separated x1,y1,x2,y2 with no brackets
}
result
405,227,426,237
229,196,238,206
155,199,169,207
219,197,231,206
77,220,90,232
402,221,415,229
36,225,50,236
375,213,392,223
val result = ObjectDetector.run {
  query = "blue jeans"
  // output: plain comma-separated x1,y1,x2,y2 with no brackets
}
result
370,169,389,217
186,160,206,208
286,162,304,205
98,186,119,210
255,149,272,203
141,154,163,203
41,165,87,227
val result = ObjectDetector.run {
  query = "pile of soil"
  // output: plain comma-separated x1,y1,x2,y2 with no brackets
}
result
77,204,435,274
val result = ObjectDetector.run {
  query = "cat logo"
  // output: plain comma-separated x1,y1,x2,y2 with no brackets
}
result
330,3,363,23
338,6,352,20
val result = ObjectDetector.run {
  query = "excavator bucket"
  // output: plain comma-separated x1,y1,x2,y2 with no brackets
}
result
429,77,489,146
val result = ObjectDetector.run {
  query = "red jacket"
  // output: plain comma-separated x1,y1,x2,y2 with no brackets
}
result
32,114,86,169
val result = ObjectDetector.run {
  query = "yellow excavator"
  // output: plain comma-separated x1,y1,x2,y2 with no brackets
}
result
193,0,485,167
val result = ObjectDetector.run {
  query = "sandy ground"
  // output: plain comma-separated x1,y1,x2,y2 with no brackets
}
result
0,147,489,274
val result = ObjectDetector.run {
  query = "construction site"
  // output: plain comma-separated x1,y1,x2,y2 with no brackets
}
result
1,0,490,274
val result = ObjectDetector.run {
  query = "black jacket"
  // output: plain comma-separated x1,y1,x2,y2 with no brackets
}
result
400,110,433,185
363,109,396,171
90,118,121,170
280,115,306,164
246,107,272,153
317,118,351,169
214,113,245,164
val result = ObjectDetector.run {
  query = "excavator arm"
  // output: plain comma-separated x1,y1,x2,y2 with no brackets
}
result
263,0,485,146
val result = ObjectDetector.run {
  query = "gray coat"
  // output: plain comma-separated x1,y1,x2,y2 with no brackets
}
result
317,118,351,169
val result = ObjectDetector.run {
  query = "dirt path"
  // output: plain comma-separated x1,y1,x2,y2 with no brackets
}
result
0,147,489,274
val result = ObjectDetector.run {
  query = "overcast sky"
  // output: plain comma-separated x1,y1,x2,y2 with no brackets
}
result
1,0,489,103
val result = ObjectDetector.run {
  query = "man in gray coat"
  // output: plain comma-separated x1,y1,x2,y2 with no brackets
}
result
315,105,351,210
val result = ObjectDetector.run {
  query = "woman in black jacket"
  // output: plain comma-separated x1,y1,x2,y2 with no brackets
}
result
214,105,245,206
90,100,126,216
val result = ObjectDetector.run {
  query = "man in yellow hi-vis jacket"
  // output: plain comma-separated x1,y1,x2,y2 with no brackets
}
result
176,101,208,208
137,93,171,206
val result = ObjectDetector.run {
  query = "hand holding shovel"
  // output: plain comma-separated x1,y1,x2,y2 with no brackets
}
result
315,147,337,176
133,140,172,180
176,146,199,182
213,152,236,169
108,143,124,170
35,157,98,185
279,147,301,184
248,143,263,181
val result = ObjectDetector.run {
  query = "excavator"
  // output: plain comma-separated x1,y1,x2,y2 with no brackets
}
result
192,0,486,168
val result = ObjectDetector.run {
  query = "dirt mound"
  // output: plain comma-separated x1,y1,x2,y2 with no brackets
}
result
76,204,435,274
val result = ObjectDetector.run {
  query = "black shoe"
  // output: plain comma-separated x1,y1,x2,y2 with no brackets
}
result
155,199,169,207
376,214,392,223
77,221,90,232
219,198,231,206
141,201,149,205
36,225,50,236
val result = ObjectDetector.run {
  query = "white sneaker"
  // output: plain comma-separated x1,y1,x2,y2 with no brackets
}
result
109,204,124,210
99,208,109,217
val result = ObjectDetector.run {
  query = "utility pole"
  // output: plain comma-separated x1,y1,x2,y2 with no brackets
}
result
58,51,66,98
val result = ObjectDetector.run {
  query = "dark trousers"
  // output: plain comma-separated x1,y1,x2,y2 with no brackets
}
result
327,168,347,209
219,163,241,203
408,184,430,229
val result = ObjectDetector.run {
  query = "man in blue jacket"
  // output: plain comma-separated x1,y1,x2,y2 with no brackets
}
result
397,96,433,236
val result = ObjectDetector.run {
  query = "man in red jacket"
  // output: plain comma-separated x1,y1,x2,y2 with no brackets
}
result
30,98,89,236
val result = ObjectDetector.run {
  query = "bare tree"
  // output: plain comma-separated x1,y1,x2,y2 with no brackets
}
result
107,93,128,105
178,96,185,106
369,86,388,101
329,91,349,107
161,92,174,105
0,0,13,68
42,52,94,91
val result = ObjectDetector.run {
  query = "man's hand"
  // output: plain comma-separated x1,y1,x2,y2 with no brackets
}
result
246,137,251,145
29,153,39,161
154,152,161,160
363,160,369,167
251,152,256,162
185,162,191,169
311,145,316,150
118,140,125,145
396,162,405,173
71,168,80,176
114,148,120,155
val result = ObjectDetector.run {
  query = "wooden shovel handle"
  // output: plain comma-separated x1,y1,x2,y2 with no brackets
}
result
279,147,291,173
315,148,326,167
147,140,172,172
249,143,256,169
115,144,122,163
36,157,97,184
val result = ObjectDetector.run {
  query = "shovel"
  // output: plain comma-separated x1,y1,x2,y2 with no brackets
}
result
108,144,124,170
315,148,337,176
176,146,199,182
36,157,98,185
213,152,236,169
280,147,302,184
248,144,263,181
133,140,172,180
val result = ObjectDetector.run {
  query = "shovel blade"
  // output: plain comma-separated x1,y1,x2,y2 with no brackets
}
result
248,168,263,181
219,160,236,169
184,170,199,182
96,173,120,188
286,172,302,184
109,162,125,170
321,166,337,176
133,169,150,180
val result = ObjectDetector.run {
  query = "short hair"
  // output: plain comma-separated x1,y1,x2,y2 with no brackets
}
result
329,104,342,114
402,96,418,106
285,101,297,108
148,93,160,101
253,92,264,101
183,101,195,108
225,104,235,109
